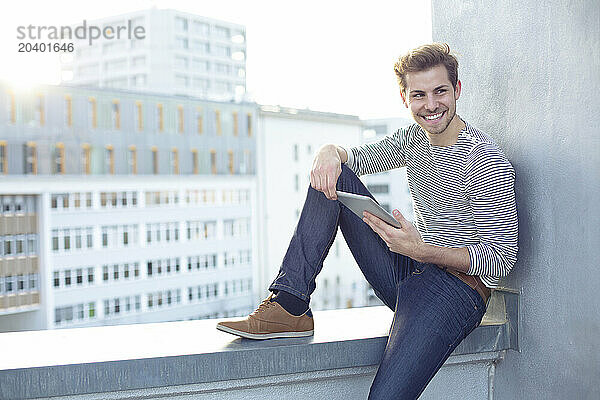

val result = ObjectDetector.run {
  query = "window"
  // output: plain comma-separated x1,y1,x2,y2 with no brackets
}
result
157,104,164,132
54,143,65,174
247,113,252,137
86,227,93,248
214,26,230,38
152,147,159,174
51,230,59,251
210,149,217,174
233,112,238,136
196,107,203,134
215,110,222,135
27,235,37,255
132,74,146,87
61,229,70,251
128,146,137,174
112,100,120,130
228,150,234,174
25,142,37,175
75,229,82,249
105,145,114,175
0,141,6,174
192,59,209,72
176,17,188,31
35,94,45,126
193,21,209,35
176,37,188,49
293,144,299,161
215,63,230,75
15,236,24,255
136,101,143,131
65,96,72,127
177,105,184,133
213,45,230,57
8,90,16,124
191,149,199,174
88,98,97,129
192,40,209,54
82,144,91,175
171,148,179,174
88,267,94,283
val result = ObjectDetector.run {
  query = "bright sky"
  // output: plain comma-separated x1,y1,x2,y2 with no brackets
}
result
0,0,432,119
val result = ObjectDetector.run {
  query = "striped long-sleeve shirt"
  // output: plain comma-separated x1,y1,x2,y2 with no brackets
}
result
345,120,518,288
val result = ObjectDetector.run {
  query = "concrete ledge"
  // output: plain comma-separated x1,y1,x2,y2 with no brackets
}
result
0,290,518,400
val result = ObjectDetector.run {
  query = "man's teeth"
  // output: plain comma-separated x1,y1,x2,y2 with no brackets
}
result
424,112,443,120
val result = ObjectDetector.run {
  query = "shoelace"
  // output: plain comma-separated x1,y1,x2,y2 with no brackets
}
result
249,299,276,317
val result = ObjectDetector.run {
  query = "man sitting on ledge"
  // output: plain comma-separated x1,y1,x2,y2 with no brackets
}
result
217,43,518,399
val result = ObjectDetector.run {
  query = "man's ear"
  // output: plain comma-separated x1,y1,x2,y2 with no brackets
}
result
400,90,409,108
454,80,462,100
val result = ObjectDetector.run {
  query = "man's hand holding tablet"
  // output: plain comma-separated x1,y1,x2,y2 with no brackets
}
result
337,190,425,260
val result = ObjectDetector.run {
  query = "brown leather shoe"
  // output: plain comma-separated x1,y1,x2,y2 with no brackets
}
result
216,293,314,339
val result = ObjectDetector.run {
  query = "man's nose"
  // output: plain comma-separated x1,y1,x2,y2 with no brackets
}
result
425,95,438,111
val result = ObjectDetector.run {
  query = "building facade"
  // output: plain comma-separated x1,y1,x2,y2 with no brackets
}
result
0,83,259,332
256,105,383,310
61,8,247,102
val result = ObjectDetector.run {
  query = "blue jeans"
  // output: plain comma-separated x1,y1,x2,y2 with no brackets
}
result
269,165,486,399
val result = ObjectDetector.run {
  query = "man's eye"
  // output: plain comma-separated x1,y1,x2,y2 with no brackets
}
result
413,94,423,98
436,89,447,94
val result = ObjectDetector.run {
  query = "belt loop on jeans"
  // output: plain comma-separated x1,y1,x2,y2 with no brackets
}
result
446,269,491,304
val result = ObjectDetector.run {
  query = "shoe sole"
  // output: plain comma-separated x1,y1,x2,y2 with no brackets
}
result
216,324,314,340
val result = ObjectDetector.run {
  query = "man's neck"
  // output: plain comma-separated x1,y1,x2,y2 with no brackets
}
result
425,115,466,146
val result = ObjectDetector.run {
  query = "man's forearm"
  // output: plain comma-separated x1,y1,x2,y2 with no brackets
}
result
416,244,471,274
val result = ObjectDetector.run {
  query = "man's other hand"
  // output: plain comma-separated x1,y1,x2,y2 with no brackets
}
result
310,144,344,200
363,209,425,260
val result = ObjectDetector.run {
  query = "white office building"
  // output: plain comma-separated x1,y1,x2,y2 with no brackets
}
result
61,8,247,102
0,178,256,332
256,105,383,310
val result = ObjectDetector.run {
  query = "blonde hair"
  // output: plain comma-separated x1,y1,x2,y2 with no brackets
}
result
394,43,458,95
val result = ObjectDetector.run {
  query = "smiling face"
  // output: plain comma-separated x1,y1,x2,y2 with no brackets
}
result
401,64,462,139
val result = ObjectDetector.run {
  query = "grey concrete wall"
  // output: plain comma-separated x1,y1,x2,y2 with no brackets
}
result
431,1,600,399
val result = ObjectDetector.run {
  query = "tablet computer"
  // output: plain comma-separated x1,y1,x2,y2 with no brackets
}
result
336,190,401,229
